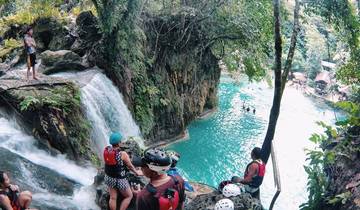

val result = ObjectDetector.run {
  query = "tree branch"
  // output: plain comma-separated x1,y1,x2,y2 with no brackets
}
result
281,0,301,92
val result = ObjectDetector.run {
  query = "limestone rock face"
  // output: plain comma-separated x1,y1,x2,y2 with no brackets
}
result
0,72,95,162
39,50,86,74
71,11,102,57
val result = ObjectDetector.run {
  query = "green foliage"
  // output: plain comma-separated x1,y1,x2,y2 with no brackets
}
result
301,127,335,210
0,38,22,59
20,96,40,111
304,0,360,86
327,191,352,205
335,101,360,127
302,101,359,209
19,84,81,115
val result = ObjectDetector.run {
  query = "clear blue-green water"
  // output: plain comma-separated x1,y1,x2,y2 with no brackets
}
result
168,75,338,210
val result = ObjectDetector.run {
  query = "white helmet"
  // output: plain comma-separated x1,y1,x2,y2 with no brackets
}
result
222,184,241,197
214,198,234,210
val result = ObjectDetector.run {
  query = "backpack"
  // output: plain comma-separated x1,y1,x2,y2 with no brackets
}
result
146,175,183,210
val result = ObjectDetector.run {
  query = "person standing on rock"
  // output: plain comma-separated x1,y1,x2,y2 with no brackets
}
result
103,132,142,210
24,26,38,81
0,171,37,210
134,148,185,210
232,147,266,199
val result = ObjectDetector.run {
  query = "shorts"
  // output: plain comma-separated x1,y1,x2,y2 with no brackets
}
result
27,53,36,67
104,175,130,191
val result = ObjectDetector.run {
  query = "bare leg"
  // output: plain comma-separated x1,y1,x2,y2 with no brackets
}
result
0,195,13,210
109,187,117,210
32,65,38,80
18,191,32,209
119,187,133,210
27,56,31,81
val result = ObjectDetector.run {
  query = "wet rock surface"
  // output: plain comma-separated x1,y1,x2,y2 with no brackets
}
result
0,147,76,196
39,50,86,74
0,71,95,162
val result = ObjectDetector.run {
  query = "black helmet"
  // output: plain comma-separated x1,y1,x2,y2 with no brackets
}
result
167,150,180,167
142,148,172,173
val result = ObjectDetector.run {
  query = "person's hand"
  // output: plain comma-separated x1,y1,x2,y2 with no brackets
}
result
9,184,19,192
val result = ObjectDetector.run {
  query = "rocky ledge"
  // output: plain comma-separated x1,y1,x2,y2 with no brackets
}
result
0,70,97,163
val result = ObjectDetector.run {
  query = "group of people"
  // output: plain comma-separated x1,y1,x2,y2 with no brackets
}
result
103,132,266,210
0,132,265,210
242,102,256,114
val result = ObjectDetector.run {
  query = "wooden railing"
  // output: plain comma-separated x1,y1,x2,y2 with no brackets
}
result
269,141,281,210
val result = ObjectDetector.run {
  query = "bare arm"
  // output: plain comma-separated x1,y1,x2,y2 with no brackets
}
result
122,152,142,176
0,195,13,210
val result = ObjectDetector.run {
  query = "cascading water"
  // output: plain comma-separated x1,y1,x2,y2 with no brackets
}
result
52,69,143,153
0,110,99,210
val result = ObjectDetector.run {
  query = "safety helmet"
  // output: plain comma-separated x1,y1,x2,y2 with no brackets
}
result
142,148,172,173
167,150,180,167
109,132,123,145
214,198,234,210
222,184,241,197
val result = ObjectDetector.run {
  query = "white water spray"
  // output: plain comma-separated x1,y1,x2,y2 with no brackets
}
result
53,70,143,153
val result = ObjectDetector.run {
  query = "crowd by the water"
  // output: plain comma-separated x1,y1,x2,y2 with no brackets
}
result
0,132,266,210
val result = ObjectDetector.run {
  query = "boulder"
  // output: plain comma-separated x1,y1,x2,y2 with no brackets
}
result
39,50,86,74
186,190,262,210
71,11,102,56
33,18,76,51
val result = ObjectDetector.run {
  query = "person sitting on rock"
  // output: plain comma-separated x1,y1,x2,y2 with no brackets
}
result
135,148,185,210
232,147,265,199
0,171,37,210
167,150,194,192
103,132,142,210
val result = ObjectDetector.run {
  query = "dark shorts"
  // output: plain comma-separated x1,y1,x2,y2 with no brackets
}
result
27,53,36,67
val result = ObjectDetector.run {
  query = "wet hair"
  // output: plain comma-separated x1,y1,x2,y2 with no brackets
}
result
251,147,262,159
0,171,5,184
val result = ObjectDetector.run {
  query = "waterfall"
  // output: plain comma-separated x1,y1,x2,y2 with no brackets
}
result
0,112,99,210
52,70,143,153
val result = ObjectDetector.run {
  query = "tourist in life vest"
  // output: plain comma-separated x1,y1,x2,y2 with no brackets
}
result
232,147,265,199
0,171,37,210
166,150,194,192
104,132,142,210
134,148,185,210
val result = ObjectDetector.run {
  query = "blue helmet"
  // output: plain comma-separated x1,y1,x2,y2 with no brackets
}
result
109,132,123,145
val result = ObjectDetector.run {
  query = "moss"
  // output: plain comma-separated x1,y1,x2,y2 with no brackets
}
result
0,38,22,60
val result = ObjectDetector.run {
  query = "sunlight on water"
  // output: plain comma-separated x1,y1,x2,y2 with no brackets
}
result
168,75,337,210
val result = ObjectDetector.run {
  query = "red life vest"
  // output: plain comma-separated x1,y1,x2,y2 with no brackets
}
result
103,146,128,178
245,159,266,188
0,187,23,210
146,175,183,210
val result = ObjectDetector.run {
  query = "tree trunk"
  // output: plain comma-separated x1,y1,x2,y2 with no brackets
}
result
261,0,282,164
261,0,300,163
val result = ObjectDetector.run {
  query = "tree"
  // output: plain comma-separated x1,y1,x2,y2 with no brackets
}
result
260,0,301,163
